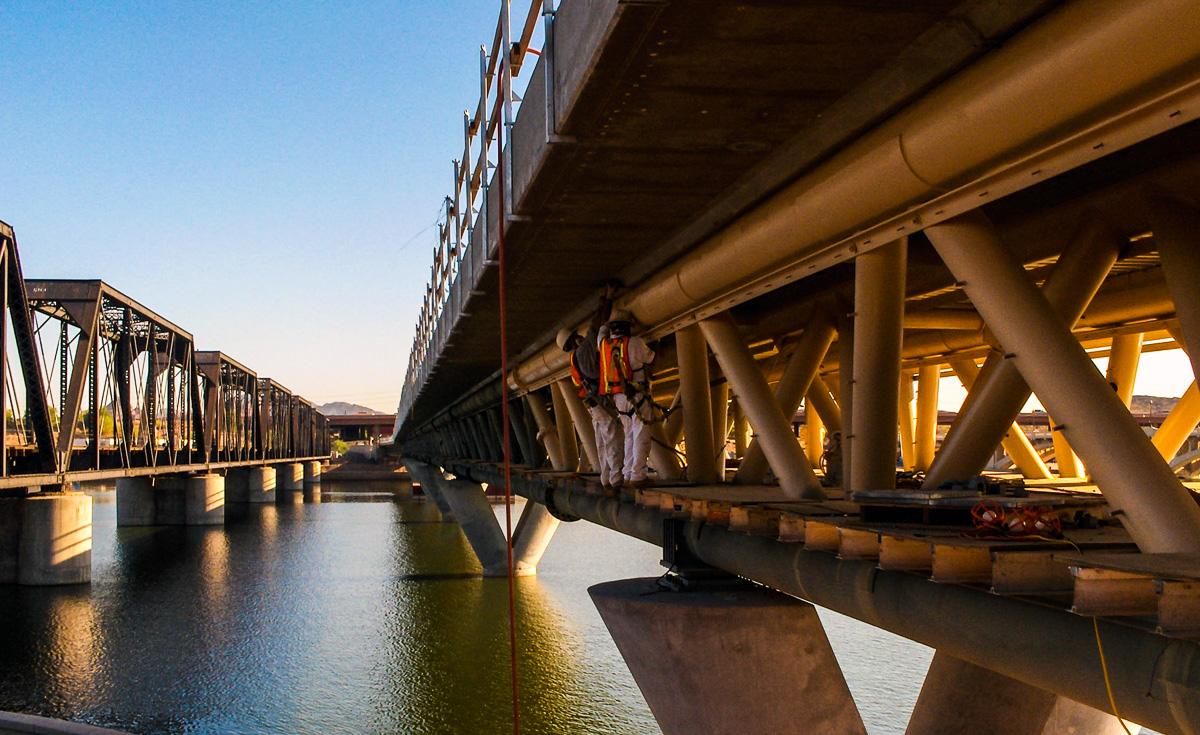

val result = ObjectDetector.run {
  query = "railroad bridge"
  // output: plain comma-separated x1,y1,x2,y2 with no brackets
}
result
393,0,1200,733
0,223,331,586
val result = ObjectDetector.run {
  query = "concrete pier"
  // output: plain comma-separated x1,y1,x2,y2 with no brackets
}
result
404,460,454,522
904,652,1133,735
278,463,304,492
303,461,321,484
184,474,224,525
117,475,224,526
248,467,277,503
224,468,251,503
435,475,512,577
590,578,866,735
13,491,93,586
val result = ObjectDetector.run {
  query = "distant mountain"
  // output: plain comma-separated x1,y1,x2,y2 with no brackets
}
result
1131,395,1180,414
318,402,388,416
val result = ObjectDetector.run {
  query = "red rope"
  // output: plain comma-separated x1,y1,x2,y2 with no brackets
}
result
495,93,521,735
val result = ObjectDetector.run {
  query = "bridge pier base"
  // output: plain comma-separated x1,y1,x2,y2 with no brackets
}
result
185,474,224,525
278,463,304,493
405,459,514,575
248,467,277,503
404,460,455,522
116,475,223,526
1,489,92,585
904,651,1133,735
225,468,251,503
302,461,321,502
590,578,866,735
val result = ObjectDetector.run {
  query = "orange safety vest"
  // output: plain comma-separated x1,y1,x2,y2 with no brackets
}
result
599,336,632,395
569,353,588,399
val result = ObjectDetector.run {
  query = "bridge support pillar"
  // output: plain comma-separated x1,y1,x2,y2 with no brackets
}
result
590,578,866,735
904,652,1132,735
116,477,157,526
302,461,321,502
676,324,716,485
278,463,304,493
434,474,511,577
511,500,558,575
0,489,92,586
248,467,277,503
849,237,906,492
225,468,251,503
402,459,454,522
185,474,224,525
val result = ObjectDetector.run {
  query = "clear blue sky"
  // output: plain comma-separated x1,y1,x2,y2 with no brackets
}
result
0,1,500,412
2,3,1194,416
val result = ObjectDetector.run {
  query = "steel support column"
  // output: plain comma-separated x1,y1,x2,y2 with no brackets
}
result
926,210,1200,553
924,217,1121,489
550,380,580,472
849,237,906,492
699,313,823,499
524,390,566,471
1105,333,1143,408
1153,382,1200,462
1149,194,1200,386
676,324,717,485
556,378,597,471
735,305,836,486
710,382,729,480
898,373,916,472
914,365,940,473
947,358,1051,480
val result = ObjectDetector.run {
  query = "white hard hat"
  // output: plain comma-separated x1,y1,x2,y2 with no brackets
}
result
556,328,576,350
609,309,632,323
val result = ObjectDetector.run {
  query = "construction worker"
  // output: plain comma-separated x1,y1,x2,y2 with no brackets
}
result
598,309,656,487
556,292,623,489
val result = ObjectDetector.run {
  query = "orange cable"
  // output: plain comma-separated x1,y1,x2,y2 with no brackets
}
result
495,89,521,735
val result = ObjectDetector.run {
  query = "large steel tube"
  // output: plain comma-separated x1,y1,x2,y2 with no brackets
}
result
807,377,842,433
1105,333,1144,408
898,373,915,472
699,314,823,499
648,421,684,481
676,324,717,485
524,391,566,471
735,306,836,485
710,382,730,480
914,365,940,473
837,310,855,491
926,211,1200,553
551,382,580,471
923,217,1121,489
947,357,1052,480
1153,382,1200,462
849,238,906,492
1149,194,1200,386
556,379,598,471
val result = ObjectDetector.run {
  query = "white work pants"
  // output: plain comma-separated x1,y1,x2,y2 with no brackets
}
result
615,392,653,483
590,403,624,486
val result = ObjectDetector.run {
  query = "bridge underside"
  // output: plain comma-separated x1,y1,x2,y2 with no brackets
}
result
396,0,1200,732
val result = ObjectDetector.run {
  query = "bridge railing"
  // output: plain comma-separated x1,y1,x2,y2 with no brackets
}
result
398,0,555,428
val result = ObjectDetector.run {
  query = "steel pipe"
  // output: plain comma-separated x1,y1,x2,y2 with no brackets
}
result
524,391,566,471
1153,382,1200,462
914,364,940,473
1105,333,1144,408
710,382,730,480
551,381,580,471
898,373,916,472
1149,194,1200,387
677,324,717,485
947,357,1052,481
735,304,836,485
699,313,823,499
850,238,907,492
556,378,599,472
926,210,1200,553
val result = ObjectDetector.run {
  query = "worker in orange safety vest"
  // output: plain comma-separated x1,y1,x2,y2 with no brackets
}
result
556,291,623,489
598,309,656,487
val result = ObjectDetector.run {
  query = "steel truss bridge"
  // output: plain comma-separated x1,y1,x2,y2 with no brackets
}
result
0,222,330,492
394,0,1200,733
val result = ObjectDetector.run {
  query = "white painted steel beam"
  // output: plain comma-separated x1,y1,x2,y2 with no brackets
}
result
677,324,717,485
